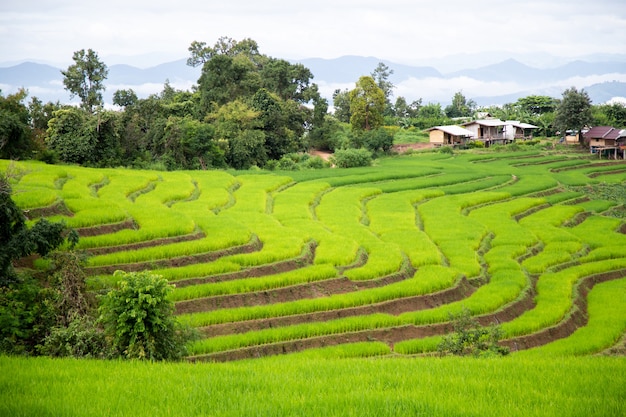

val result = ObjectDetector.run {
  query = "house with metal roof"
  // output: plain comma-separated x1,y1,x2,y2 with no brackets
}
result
427,125,475,146
460,119,538,147
583,126,626,159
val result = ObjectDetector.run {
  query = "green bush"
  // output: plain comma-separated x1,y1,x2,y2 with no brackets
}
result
331,148,373,168
39,315,108,358
437,309,509,357
98,271,195,361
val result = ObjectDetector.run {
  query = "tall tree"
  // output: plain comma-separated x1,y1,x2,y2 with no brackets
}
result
61,49,108,114
554,87,593,143
445,91,475,118
349,76,385,131
371,62,395,116
0,89,33,159
332,88,351,123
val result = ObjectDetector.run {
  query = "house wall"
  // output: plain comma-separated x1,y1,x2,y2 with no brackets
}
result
463,123,479,137
565,133,579,144
589,138,617,147
429,130,445,144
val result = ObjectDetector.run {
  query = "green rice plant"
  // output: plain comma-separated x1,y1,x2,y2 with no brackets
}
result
399,269,528,326
2,355,625,417
11,188,59,209
468,197,543,248
496,174,559,197
570,215,626,250
179,265,460,328
152,258,243,282
187,313,401,355
503,258,626,337
394,335,443,355
542,191,584,204
229,174,292,214
379,230,442,267
133,171,196,206
284,341,391,359
169,264,338,302
518,277,626,356
484,245,528,275
437,175,513,194
575,199,617,213
519,205,583,244
272,181,330,224
521,241,584,274
343,241,405,281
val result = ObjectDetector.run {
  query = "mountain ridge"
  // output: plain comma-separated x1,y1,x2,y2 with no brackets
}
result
1,56,625,106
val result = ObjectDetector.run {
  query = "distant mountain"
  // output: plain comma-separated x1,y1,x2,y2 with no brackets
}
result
473,81,626,107
1,56,625,107
295,55,441,84
447,58,626,84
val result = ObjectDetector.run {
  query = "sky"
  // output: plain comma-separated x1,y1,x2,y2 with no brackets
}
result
2,0,626,69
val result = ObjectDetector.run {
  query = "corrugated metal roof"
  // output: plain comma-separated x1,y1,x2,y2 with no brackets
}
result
428,125,475,137
462,119,507,127
506,121,538,129
584,126,622,140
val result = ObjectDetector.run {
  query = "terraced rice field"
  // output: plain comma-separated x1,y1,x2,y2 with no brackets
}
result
3,148,626,362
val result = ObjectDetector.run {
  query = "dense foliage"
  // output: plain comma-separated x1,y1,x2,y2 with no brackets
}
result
0,37,625,172
99,271,193,361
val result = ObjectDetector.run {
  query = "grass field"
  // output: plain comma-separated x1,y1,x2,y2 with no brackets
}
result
2,144,625,415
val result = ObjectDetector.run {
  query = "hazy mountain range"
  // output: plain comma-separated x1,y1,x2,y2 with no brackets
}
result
1,54,625,108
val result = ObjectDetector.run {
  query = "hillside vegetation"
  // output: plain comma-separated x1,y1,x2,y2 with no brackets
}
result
1,145,625,415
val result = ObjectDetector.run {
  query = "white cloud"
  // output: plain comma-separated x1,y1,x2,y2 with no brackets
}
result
1,0,625,67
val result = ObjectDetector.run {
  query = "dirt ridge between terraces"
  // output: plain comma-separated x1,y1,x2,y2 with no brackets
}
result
85,237,262,275
188,268,626,361
501,268,626,351
86,230,206,255
197,277,476,337
187,282,537,362
175,258,415,315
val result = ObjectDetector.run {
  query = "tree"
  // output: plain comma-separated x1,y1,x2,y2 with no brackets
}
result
445,91,476,118
113,89,138,108
61,49,108,113
46,108,96,164
332,88,351,123
554,87,593,143
0,170,72,287
371,62,395,116
99,271,193,360
0,89,34,159
349,76,385,131
515,95,557,116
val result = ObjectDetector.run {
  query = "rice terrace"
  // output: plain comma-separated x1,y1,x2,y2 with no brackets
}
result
2,146,626,416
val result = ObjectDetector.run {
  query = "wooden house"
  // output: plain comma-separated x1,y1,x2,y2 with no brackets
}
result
427,125,475,146
583,126,626,159
461,119,510,147
505,121,538,140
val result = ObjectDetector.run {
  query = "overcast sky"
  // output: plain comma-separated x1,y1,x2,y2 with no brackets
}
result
2,0,625,69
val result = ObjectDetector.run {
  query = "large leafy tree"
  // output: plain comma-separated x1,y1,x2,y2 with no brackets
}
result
349,76,385,131
61,49,108,113
445,91,476,118
0,170,70,286
371,62,395,116
0,89,33,159
554,87,593,143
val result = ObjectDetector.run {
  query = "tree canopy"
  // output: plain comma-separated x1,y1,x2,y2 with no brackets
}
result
61,49,108,114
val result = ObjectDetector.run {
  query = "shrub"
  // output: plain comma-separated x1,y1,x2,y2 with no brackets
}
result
98,271,195,361
39,315,108,358
439,145,454,154
437,308,509,357
331,148,373,168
